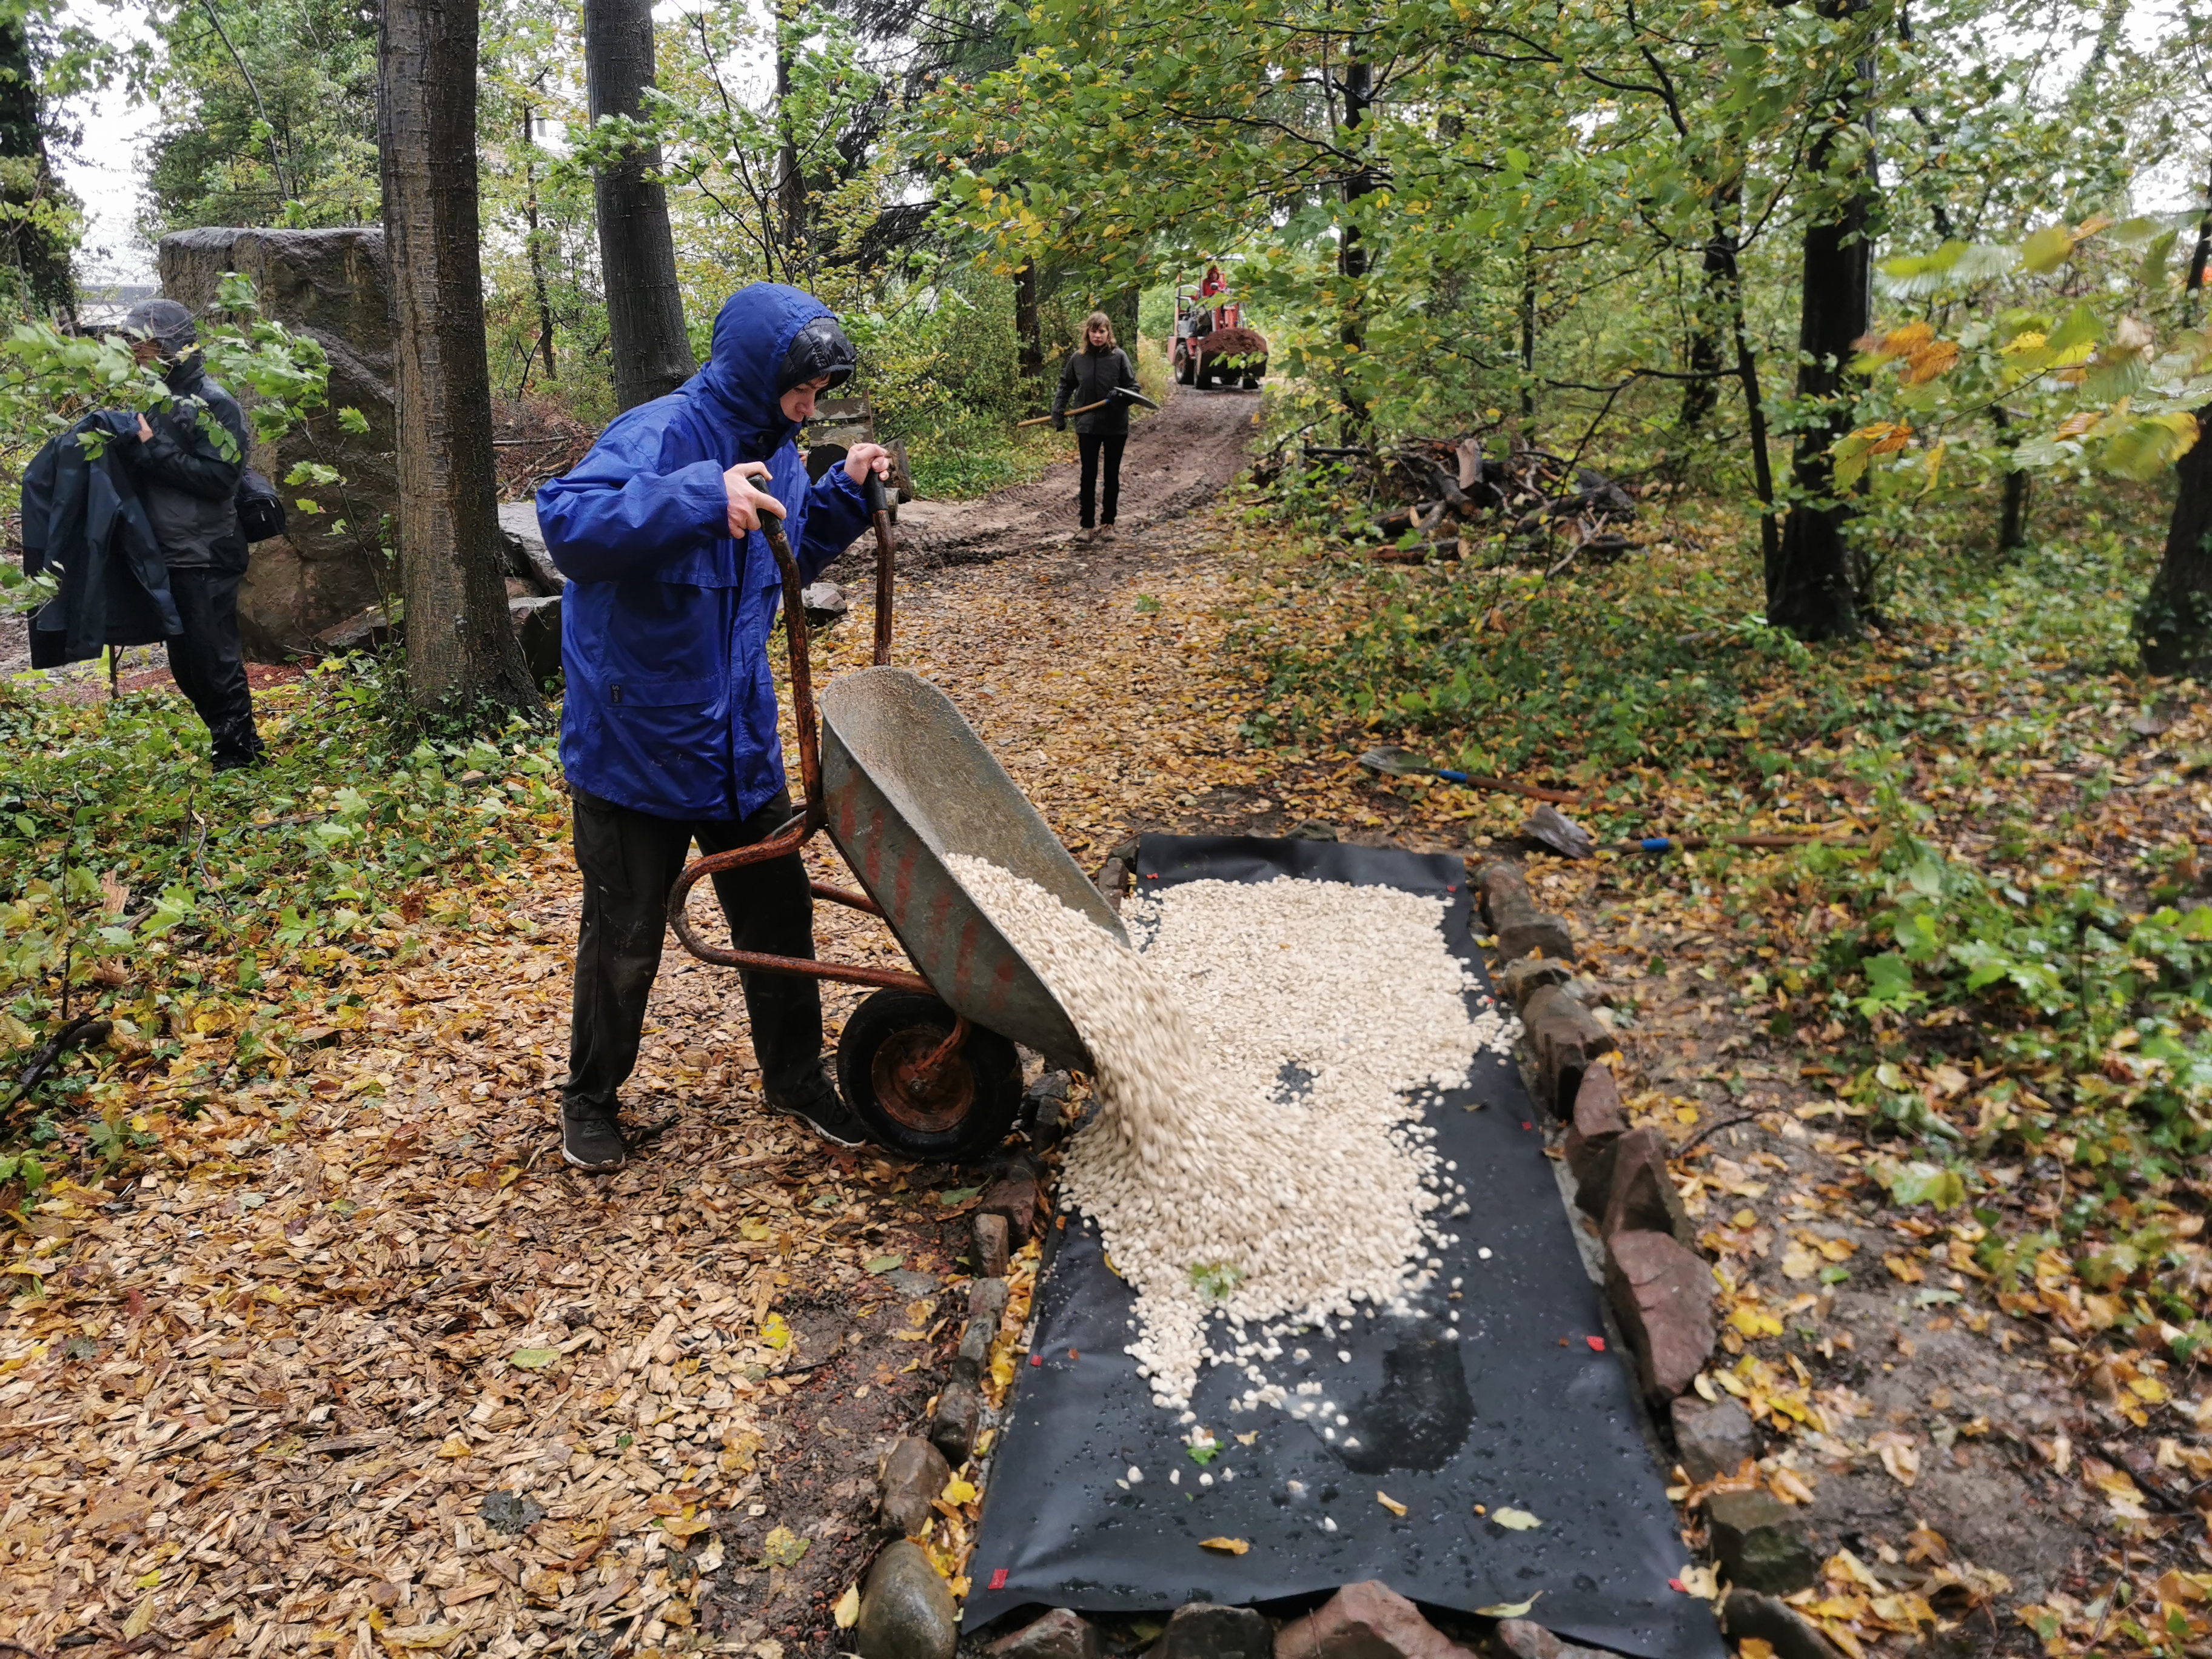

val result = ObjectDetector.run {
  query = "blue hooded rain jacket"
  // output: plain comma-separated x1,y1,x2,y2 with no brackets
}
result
536,284,873,822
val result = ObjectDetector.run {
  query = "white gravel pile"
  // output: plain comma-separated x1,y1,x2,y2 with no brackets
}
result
944,857,1517,1409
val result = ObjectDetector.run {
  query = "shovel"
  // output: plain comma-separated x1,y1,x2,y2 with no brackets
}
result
1358,745,1580,805
1016,387,1162,427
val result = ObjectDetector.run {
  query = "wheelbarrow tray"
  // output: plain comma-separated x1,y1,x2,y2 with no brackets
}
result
820,668,1126,1073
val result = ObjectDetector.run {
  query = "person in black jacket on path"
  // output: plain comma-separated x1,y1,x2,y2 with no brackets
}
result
1050,311,1141,543
118,299,264,771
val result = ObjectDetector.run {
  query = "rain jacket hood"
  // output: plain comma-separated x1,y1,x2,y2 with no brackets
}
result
534,284,871,822
694,284,856,463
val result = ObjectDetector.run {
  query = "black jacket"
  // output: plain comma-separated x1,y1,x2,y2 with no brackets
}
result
1051,346,1141,435
129,356,250,572
22,411,182,668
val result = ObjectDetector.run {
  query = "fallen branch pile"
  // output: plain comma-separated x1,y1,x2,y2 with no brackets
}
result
1272,435,1640,566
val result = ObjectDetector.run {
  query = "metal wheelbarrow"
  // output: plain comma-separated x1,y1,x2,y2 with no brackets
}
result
667,475,1126,1163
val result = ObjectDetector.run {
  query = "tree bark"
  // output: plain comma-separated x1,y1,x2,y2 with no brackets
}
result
584,0,694,411
378,0,543,719
2137,170,2212,676
1013,258,1042,384
1992,403,2029,552
521,104,557,385
774,0,805,267
1337,55,1375,434
0,13,73,320
1768,44,1874,640
1678,213,1732,428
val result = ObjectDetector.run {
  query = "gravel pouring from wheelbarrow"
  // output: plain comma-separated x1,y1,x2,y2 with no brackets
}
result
666,479,1118,1162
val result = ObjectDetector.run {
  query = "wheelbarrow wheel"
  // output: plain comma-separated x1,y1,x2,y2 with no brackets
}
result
837,990,1022,1163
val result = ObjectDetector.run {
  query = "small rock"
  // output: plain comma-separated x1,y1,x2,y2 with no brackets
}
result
1285,819,1339,842
1500,956,1572,1011
1563,1061,1628,1191
1603,1229,1717,1401
1493,1621,1614,1659
979,1170,1042,1246
1561,976,1612,1008
1270,1580,1474,1659
801,580,849,627
1473,861,1578,962
973,1211,1011,1278
1518,984,1617,1117
1720,1589,1846,1659
886,1269,938,1296
1707,1488,1817,1594
930,1379,982,1464
478,1490,545,1533
879,1436,951,1537
1599,1128,1697,1248
969,1275,1011,1327
1155,1603,1271,1659
856,1539,957,1659
508,595,561,682
1671,1395,1757,1484
1096,856,1130,899
1520,803,1595,860
1025,1071,1074,1142
951,1312,994,1386
990,1609,1102,1659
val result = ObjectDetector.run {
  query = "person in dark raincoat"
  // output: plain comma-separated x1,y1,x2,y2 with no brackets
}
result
535,283,891,1172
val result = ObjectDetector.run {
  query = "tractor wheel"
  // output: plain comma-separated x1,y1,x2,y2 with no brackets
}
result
837,990,1022,1164
1176,350,1195,386
1241,374,1261,390
1195,358,1215,389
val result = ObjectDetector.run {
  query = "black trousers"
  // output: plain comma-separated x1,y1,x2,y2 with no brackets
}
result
165,568,262,768
565,785,821,1119
1078,432,1127,529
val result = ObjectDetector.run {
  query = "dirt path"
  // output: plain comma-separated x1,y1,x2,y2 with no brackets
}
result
889,387,1260,565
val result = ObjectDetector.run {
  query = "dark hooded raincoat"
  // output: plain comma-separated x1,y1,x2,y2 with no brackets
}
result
535,285,872,822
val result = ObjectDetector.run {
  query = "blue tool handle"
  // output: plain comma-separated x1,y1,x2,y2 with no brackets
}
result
1640,837,1672,851
1436,768,1470,783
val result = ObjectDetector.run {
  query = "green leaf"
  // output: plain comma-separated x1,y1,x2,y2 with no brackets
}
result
509,1348,559,1370
935,1185,981,1206
864,1254,904,1273
1491,1507,1541,1529
1881,1161,1965,1211
2020,224,2075,273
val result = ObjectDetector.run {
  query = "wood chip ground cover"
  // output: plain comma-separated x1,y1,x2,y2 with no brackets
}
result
0,433,2200,1657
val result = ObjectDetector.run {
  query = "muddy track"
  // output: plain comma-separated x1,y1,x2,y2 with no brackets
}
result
889,386,1260,566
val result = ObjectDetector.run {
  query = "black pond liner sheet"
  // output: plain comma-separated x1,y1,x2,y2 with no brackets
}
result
962,834,1723,1658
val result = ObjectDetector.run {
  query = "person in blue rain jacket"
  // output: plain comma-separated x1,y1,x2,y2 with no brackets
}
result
536,283,890,1172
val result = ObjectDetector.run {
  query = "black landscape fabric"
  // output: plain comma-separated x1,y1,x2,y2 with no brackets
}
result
963,834,1724,1658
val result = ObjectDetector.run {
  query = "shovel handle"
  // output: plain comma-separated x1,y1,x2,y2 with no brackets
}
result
1017,398,1111,428
863,469,895,666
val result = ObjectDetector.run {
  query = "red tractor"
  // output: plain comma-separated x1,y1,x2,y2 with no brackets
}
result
1173,265,1267,390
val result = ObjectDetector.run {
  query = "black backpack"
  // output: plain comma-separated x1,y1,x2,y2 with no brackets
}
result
236,467,286,544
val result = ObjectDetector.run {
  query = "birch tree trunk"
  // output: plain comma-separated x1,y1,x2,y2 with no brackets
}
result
378,0,544,719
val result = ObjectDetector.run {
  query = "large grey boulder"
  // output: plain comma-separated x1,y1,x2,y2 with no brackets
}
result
159,228,399,662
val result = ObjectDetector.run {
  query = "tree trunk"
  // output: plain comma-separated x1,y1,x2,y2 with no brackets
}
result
1768,49,1874,640
521,104,557,384
379,0,543,719
1518,256,1537,433
1337,56,1374,434
1678,215,1732,428
774,0,805,267
583,0,694,411
1992,403,2029,552
0,13,72,320
2137,172,2212,676
1014,258,1042,385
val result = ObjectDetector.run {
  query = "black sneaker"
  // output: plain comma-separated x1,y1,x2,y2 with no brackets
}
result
766,1068,870,1148
561,1108,627,1171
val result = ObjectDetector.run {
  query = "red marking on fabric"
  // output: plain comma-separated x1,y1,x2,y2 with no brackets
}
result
1587,1335,1606,1352
1030,1353,1042,1367
990,1569,1009,1590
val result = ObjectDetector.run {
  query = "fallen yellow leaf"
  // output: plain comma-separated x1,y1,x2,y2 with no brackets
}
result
1199,1537,1250,1555
834,1585,861,1629
1377,1491,1407,1517
941,1477,979,1506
